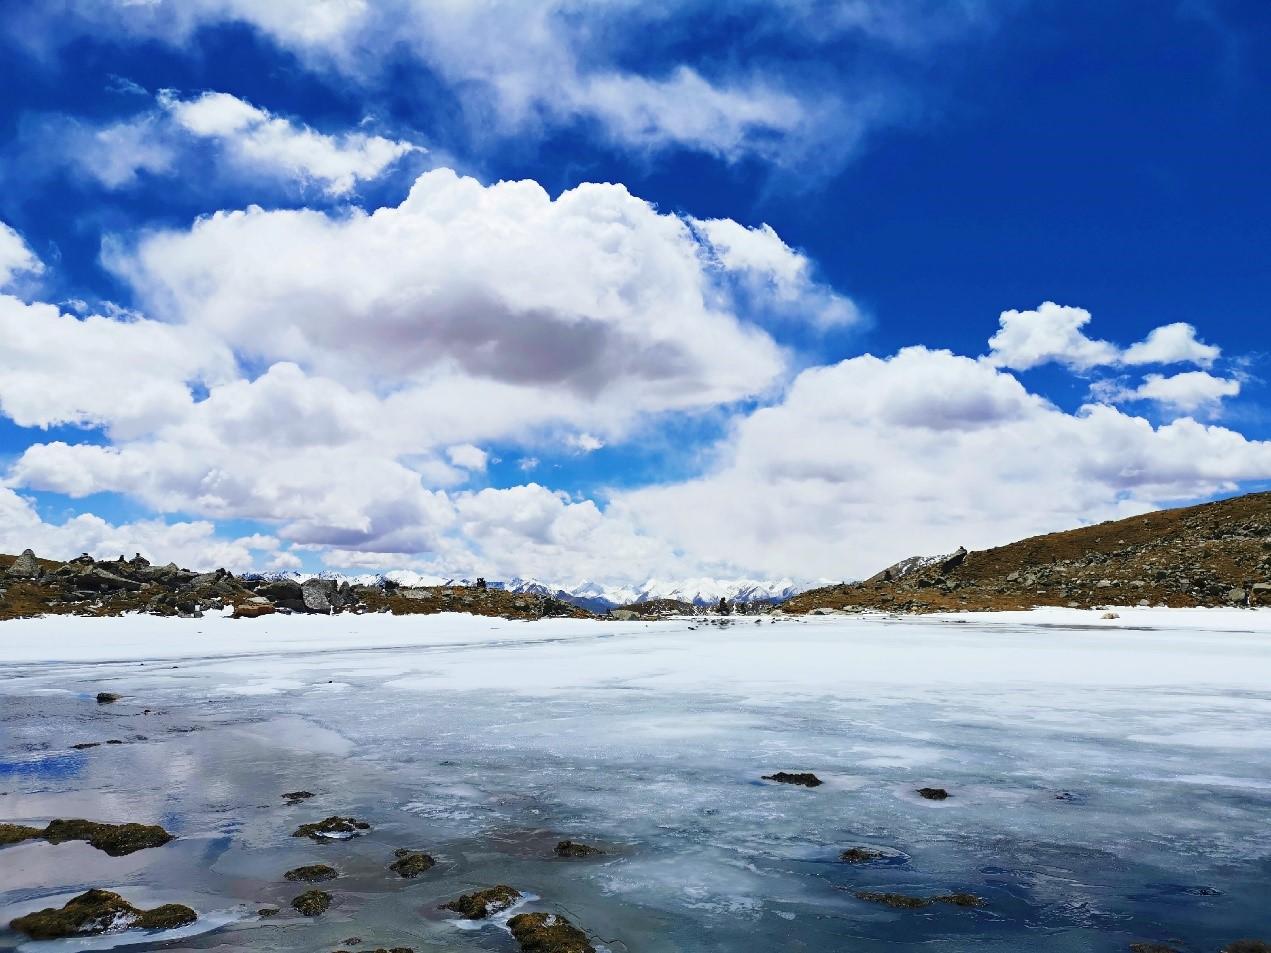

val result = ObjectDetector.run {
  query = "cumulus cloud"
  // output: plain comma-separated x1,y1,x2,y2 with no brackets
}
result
0,486,277,572
0,221,44,288
446,444,488,471
987,302,1225,372
1100,370,1242,415
614,348,1271,580
0,295,235,438
692,217,861,328
109,169,788,409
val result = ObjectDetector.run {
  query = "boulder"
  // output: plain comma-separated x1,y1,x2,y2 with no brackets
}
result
508,912,596,953
389,848,436,877
292,816,371,840
6,549,41,578
917,787,951,800
9,889,196,939
762,772,823,787
302,578,336,613
554,840,604,858
284,864,338,883
291,890,331,917
441,886,521,919
42,819,174,856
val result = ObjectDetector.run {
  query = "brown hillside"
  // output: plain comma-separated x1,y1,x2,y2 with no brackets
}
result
785,491,1271,614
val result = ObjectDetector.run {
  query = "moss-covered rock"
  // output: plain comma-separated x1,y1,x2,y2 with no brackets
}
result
441,885,521,919
389,848,435,877
840,847,887,864
508,912,596,953
291,890,332,916
42,818,174,855
762,772,823,787
282,790,314,803
0,823,45,846
9,889,196,939
916,787,950,800
285,864,338,883
554,840,603,858
257,907,280,918
292,816,370,840
854,891,984,909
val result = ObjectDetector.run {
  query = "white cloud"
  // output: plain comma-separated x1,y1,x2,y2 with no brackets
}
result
0,486,273,572
15,0,1003,169
987,302,1226,373
0,221,44,288
161,91,421,195
0,295,235,438
987,302,1120,371
564,433,605,454
109,168,789,410
692,217,861,328
1103,370,1241,415
1122,322,1220,368
615,347,1271,580
446,444,488,471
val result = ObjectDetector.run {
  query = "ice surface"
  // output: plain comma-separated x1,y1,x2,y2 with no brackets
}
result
1,609,1269,951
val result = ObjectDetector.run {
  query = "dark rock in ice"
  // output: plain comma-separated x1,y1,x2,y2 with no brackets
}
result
43,818,174,855
292,815,371,840
762,772,823,787
95,692,122,704
284,864,338,882
257,907,280,918
0,823,45,846
508,911,596,953
854,890,985,909
840,847,887,864
554,840,604,858
9,889,196,939
1130,944,1183,953
282,790,314,803
916,787,950,800
389,848,436,877
291,889,332,916
1224,943,1271,953
441,885,521,919
70,742,101,749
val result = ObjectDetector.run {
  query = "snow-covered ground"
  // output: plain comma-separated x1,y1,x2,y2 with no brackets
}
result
1,609,1269,952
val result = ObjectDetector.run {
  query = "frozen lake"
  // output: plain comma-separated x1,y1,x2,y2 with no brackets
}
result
1,610,1269,951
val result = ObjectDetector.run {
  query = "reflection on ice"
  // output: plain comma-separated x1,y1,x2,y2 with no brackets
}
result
0,611,1269,952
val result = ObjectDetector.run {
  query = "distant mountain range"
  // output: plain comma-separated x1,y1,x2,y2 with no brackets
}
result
324,572,820,612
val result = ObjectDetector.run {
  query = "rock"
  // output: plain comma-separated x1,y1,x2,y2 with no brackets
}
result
284,864,338,883
95,692,122,704
71,742,102,749
939,546,968,573
554,840,604,858
609,609,638,621
839,847,887,864
1227,588,1247,603
42,819,174,855
1101,612,1120,620
1224,944,1271,953
916,787,950,800
282,790,315,803
233,602,276,619
854,890,984,909
292,816,371,840
257,907,279,918
291,890,332,917
441,885,521,919
6,548,40,578
1129,944,1182,953
389,848,435,877
302,578,336,613
762,772,823,787
508,912,596,953
1096,579,1115,588
0,823,45,846
257,580,304,602
9,889,196,939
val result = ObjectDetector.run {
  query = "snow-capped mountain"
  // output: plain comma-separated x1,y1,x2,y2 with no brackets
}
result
259,569,822,612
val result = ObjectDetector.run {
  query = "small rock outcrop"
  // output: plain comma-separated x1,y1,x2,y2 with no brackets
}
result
554,840,604,858
282,790,315,804
9,889,196,939
389,848,435,877
0,823,45,846
840,847,887,864
441,885,521,919
38,819,174,856
854,890,984,909
508,912,596,953
763,772,823,787
916,787,950,800
284,864,338,883
95,692,122,704
292,816,371,840
291,890,332,917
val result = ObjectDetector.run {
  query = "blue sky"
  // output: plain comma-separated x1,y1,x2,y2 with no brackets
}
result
1,0,1269,583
